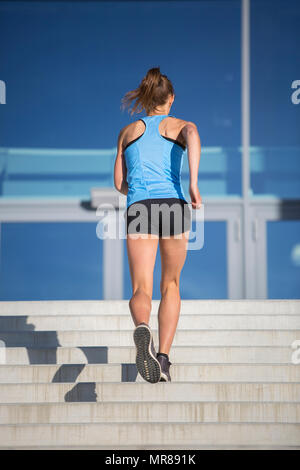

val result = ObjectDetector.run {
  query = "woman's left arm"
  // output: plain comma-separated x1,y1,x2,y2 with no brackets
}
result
114,129,128,195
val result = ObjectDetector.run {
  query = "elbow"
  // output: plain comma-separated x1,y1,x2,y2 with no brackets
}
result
182,122,200,142
185,122,198,135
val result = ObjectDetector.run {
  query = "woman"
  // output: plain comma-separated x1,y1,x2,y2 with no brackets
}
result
114,67,202,383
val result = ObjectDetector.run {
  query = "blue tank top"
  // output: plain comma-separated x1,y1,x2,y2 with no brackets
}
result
124,114,187,209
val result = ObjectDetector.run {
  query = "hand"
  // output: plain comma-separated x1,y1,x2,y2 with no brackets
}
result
189,183,202,209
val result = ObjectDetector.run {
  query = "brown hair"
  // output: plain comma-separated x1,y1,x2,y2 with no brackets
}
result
121,67,174,116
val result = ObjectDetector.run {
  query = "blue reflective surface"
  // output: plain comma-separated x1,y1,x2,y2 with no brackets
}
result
0,148,115,198
251,0,300,198
181,221,227,299
267,221,300,299
0,222,103,300
250,147,300,198
0,0,241,197
0,0,299,301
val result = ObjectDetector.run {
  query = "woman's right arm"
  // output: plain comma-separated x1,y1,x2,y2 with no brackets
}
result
181,122,202,209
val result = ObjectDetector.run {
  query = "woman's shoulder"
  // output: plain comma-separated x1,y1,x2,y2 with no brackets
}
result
119,119,144,140
170,116,197,127
169,116,198,134
169,116,198,136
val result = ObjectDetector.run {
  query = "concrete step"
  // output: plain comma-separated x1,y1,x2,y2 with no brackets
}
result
2,346,294,365
0,300,298,450
0,422,300,447
0,363,300,384
1,401,299,424
1,299,299,316
0,382,299,403
1,314,300,331
0,329,298,347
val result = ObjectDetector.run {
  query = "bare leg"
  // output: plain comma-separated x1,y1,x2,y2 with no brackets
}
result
157,232,189,356
126,233,159,326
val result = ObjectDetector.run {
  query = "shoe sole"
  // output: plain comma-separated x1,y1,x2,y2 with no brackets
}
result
159,372,170,382
133,325,161,384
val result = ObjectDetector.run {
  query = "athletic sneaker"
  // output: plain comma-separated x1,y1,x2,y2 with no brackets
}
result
157,353,172,382
133,322,161,383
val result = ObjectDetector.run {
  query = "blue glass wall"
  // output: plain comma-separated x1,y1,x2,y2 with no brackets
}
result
0,0,241,199
0,1,299,301
267,221,300,299
0,222,103,300
250,0,300,198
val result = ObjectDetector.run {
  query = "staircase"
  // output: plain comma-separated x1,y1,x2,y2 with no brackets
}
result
0,299,299,449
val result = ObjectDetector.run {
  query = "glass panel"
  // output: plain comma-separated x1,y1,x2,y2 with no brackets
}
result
181,221,227,299
123,221,227,300
0,0,241,199
250,0,300,198
267,221,300,299
0,222,103,300
0,148,114,199
181,147,241,199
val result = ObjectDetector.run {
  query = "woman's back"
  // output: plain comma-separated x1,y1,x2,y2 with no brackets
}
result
123,114,188,208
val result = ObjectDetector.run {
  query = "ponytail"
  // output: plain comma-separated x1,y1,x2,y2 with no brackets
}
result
121,67,174,116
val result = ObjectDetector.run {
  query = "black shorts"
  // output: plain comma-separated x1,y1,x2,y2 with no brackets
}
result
125,198,192,237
